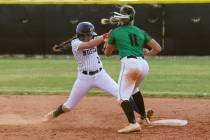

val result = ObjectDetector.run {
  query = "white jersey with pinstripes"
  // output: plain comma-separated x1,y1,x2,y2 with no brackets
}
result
71,38,103,72
63,38,119,110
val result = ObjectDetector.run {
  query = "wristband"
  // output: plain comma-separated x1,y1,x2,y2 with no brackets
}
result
102,33,108,40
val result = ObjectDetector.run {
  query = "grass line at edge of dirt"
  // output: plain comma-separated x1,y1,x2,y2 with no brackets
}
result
0,91,210,99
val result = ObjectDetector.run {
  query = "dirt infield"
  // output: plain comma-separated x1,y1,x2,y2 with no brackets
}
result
0,95,209,140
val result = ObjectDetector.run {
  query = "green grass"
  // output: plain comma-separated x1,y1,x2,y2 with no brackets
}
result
0,56,210,98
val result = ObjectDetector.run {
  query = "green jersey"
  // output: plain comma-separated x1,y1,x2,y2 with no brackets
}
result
108,25,152,58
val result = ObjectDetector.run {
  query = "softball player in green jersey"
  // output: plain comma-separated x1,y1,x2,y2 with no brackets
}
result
104,5,161,133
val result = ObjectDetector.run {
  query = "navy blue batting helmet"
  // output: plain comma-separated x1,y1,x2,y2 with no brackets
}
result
76,22,97,36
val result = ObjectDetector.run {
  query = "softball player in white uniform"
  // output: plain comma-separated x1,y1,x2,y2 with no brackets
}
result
44,22,147,122
63,36,119,110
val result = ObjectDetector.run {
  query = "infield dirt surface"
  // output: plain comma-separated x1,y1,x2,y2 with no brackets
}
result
0,95,209,140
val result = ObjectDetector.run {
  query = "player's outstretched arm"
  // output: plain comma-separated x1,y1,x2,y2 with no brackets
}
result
78,33,108,50
144,39,161,56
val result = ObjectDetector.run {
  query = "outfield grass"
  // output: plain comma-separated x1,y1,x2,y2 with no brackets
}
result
0,56,210,98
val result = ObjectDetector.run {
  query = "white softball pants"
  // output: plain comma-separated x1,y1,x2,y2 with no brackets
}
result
118,57,149,101
63,69,118,110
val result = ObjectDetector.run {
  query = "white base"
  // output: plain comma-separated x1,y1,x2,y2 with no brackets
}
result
151,119,188,126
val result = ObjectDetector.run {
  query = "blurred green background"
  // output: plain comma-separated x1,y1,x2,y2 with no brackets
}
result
0,56,210,98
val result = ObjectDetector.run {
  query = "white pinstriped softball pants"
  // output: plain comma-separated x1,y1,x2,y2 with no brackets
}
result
63,69,118,110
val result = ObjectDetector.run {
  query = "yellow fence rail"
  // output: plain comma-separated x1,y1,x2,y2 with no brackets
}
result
0,0,210,4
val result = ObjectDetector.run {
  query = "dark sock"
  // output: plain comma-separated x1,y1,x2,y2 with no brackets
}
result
129,97,140,114
53,104,64,117
121,100,136,124
132,91,146,119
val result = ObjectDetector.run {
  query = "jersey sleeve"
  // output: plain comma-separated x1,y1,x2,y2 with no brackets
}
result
108,30,116,45
144,31,152,43
71,39,82,52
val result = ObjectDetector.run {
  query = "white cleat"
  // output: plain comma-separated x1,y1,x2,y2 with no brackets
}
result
42,110,56,122
118,123,141,133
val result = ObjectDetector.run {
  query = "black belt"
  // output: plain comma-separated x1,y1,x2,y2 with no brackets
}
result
120,55,137,60
82,68,102,75
127,56,137,59
120,55,144,59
